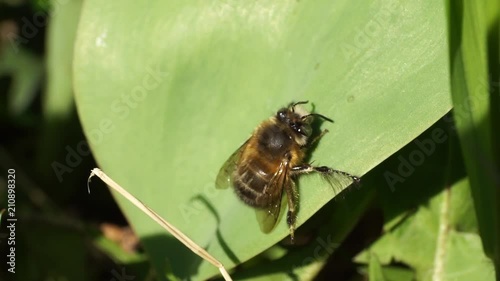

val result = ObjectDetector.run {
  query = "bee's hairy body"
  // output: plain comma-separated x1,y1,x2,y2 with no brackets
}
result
233,118,304,207
216,101,360,243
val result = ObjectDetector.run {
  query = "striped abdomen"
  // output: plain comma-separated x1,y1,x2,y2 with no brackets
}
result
233,156,277,207
232,120,296,207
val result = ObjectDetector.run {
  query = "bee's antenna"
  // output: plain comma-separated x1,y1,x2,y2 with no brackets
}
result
302,113,334,123
290,100,309,112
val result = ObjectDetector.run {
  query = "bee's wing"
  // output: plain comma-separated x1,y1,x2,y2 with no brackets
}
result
321,171,361,195
215,140,249,189
255,160,289,233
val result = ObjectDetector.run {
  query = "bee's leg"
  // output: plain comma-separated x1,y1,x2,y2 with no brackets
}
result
291,164,360,183
285,180,298,244
304,129,329,148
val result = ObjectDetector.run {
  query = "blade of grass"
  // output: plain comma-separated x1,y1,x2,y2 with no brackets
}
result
447,0,500,277
87,168,232,281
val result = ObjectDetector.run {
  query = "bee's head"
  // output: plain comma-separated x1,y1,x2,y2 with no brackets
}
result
276,101,333,144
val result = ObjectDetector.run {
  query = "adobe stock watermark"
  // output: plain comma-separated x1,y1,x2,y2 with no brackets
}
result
179,176,220,223
384,74,500,192
384,127,448,191
6,0,71,53
450,75,500,186
452,74,500,129
51,64,169,182
288,234,339,274
340,2,400,61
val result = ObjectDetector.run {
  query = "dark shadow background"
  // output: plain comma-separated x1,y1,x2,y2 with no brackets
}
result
0,3,135,281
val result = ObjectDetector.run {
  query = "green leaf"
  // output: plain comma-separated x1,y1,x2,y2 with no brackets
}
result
447,0,500,276
369,254,388,281
44,0,82,119
0,46,43,116
74,1,452,279
356,178,495,281
359,265,414,281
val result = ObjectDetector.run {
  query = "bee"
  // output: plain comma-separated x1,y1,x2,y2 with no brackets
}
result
215,101,359,242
